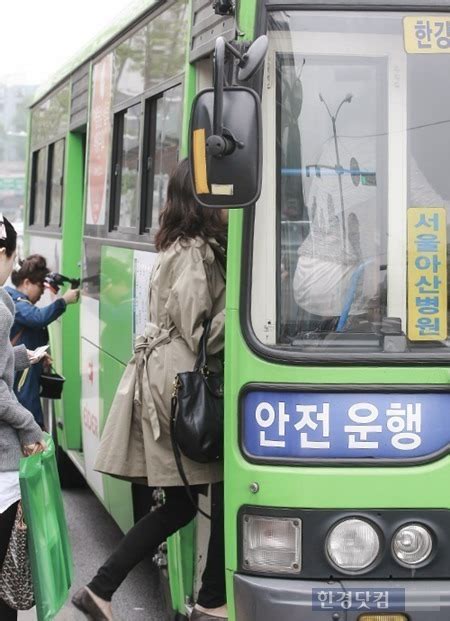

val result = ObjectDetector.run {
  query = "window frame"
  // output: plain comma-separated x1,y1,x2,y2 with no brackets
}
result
28,138,66,232
29,146,48,230
140,94,160,236
109,107,127,233
140,80,183,238
109,100,143,235
29,148,44,228
105,76,184,245
45,138,66,230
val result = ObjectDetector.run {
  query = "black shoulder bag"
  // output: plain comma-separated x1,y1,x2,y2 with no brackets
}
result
170,319,224,519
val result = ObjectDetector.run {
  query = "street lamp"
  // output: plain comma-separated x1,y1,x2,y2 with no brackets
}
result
318,92,353,252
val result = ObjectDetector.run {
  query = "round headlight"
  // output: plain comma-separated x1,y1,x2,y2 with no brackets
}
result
327,518,380,572
392,524,433,566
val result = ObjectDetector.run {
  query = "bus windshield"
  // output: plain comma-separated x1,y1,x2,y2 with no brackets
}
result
256,10,450,354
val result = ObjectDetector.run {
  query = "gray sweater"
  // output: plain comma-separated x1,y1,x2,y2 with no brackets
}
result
0,287,43,471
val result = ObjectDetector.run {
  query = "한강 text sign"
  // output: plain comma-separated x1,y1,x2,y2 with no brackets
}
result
404,16,450,53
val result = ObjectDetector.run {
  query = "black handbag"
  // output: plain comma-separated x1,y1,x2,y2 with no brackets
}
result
0,503,34,610
170,319,224,519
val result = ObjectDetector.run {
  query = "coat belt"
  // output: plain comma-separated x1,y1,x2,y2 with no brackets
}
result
133,323,173,441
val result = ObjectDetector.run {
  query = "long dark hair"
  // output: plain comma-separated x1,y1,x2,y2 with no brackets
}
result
155,159,227,251
0,217,17,257
11,254,49,286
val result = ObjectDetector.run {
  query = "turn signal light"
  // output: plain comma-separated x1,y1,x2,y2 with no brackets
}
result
358,614,408,621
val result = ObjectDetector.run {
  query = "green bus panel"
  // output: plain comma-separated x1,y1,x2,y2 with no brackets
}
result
59,132,84,451
167,524,196,612
100,246,134,365
100,349,134,533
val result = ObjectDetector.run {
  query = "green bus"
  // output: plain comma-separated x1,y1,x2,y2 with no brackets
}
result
26,0,450,618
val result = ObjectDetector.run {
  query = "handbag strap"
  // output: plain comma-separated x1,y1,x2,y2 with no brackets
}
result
170,395,211,520
15,502,26,530
194,319,212,372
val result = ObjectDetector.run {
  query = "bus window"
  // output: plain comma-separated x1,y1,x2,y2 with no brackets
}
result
46,139,65,228
279,49,387,342
142,84,182,233
144,0,188,91
29,148,47,227
110,102,141,230
253,10,450,355
112,0,188,105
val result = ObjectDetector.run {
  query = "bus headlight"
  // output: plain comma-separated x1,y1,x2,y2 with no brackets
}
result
392,524,433,566
326,518,380,572
242,515,301,574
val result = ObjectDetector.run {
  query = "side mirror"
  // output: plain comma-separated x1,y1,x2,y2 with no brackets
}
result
189,36,267,209
190,87,262,208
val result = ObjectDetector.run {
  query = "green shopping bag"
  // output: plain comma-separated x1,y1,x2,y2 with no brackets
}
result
19,435,73,621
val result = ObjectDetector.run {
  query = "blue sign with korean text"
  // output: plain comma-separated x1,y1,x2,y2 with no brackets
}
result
242,391,450,460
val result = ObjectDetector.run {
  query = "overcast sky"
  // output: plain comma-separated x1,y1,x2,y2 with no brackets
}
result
0,1,137,86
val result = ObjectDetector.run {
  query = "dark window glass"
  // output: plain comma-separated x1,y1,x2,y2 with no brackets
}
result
143,84,182,231
111,103,141,230
30,148,47,226
47,139,65,227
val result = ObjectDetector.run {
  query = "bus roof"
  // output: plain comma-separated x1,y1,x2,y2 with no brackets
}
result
32,0,160,105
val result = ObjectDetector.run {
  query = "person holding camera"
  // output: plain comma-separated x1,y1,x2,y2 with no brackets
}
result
5,254,80,428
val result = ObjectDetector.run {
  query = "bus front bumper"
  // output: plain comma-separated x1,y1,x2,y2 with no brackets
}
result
234,574,450,620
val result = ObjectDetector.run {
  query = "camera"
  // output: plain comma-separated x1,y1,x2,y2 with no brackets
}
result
44,272,80,294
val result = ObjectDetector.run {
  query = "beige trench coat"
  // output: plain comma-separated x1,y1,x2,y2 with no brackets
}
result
95,237,225,487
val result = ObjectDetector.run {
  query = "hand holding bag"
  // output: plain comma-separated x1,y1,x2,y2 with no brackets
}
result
20,435,73,621
170,319,224,518
0,502,35,610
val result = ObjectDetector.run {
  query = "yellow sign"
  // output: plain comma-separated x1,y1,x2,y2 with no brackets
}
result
407,207,447,341
192,128,209,195
404,16,450,53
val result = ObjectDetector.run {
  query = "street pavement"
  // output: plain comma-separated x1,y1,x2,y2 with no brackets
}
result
19,487,166,621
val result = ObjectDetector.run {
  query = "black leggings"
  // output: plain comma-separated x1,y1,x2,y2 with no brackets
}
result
0,501,19,621
88,483,225,608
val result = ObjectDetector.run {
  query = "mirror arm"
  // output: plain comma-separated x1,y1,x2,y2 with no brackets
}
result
224,40,248,68
207,37,237,159
213,37,225,136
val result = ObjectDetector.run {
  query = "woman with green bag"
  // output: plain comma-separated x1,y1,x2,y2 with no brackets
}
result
0,215,46,621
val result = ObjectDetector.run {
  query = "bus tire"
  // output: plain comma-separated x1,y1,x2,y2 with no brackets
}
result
56,444,86,489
